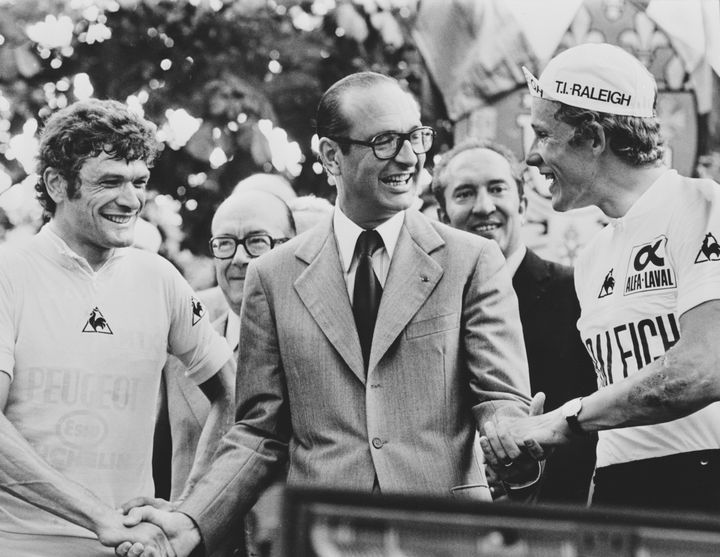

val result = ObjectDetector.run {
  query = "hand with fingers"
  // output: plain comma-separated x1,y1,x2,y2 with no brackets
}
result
120,496,176,515
94,510,175,557
109,522,176,557
116,505,201,557
479,393,551,484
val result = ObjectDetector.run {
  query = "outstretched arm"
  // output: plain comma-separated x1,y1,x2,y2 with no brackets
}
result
480,300,720,460
121,262,289,557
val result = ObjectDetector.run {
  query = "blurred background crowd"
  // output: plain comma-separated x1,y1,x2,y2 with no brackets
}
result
0,0,719,288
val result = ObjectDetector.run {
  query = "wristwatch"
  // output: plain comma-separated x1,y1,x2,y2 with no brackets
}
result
561,397,586,436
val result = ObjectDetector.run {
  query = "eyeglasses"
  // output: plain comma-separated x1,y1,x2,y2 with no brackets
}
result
328,126,436,160
209,234,289,259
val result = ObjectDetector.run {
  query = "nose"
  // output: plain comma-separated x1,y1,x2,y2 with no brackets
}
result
117,181,144,210
231,244,252,265
394,139,419,166
472,189,495,215
526,141,542,168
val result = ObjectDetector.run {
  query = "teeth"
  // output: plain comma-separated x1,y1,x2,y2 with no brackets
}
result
103,214,133,224
473,224,500,232
383,174,411,184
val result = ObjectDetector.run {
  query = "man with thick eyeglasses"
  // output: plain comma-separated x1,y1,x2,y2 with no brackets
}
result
120,72,534,557
151,188,296,557
209,233,288,260
327,126,436,161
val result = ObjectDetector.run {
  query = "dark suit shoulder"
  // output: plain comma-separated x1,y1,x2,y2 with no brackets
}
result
514,249,576,298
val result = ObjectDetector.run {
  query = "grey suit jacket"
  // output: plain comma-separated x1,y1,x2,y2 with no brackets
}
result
180,210,532,554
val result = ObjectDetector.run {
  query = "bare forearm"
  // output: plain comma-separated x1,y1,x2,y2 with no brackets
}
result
0,412,115,533
580,342,720,432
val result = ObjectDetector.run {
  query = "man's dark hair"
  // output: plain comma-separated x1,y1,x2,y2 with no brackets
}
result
315,71,399,154
36,99,161,215
554,103,665,166
432,138,525,210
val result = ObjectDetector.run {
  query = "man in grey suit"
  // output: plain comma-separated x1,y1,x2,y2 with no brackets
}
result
119,71,536,557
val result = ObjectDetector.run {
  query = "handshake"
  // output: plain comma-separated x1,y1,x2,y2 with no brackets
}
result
97,497,201,557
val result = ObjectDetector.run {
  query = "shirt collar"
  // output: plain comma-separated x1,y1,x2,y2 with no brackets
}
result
333,207,405,273
504,244,527,277
38,223,127,272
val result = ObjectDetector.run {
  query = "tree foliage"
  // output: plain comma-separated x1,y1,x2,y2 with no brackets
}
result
0,0,429,253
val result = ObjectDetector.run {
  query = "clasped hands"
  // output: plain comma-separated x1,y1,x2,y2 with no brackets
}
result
479,393,573,484
107,497,200,557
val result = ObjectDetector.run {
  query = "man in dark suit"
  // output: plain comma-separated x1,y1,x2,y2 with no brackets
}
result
433,138,597,504
119,72,536,557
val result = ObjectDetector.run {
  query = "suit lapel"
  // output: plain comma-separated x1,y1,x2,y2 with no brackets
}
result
294,215,366,382
369,211,444,373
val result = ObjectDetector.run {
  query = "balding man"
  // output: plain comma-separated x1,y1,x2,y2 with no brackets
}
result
122,71,534,557
231,173,297,203
153,190,295,556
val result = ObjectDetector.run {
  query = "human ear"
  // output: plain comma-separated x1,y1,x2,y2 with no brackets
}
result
43,168,68,204
318,138,342,177
588,121,607,154
437,205,449,224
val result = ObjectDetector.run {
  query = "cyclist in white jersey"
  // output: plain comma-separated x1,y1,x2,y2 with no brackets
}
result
480,43,720,512
0,99,235,556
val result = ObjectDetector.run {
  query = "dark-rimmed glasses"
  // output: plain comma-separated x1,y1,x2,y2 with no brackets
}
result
327,126,436,160
209,234,288,259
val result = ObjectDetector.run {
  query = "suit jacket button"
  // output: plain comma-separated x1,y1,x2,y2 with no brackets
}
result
371,437,384,449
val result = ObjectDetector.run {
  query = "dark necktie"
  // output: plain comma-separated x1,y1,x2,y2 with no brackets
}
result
353,229,383,370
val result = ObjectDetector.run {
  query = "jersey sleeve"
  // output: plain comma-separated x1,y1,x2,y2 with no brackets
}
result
670,179,720,317
165,264,232,386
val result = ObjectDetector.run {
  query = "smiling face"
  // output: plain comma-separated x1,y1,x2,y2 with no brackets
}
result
327,82,425,228
212,191,294,315
526,97,598,212
50,152,149,267
439,148,526,257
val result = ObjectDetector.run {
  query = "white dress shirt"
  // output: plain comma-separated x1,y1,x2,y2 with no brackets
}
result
333,207,405,303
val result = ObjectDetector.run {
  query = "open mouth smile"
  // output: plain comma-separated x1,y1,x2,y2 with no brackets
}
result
540,171,556,185
102,214,134,224
381,173,413,188
471,223,502,233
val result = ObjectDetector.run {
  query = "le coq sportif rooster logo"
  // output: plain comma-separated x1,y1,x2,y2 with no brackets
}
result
82,307,113,334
